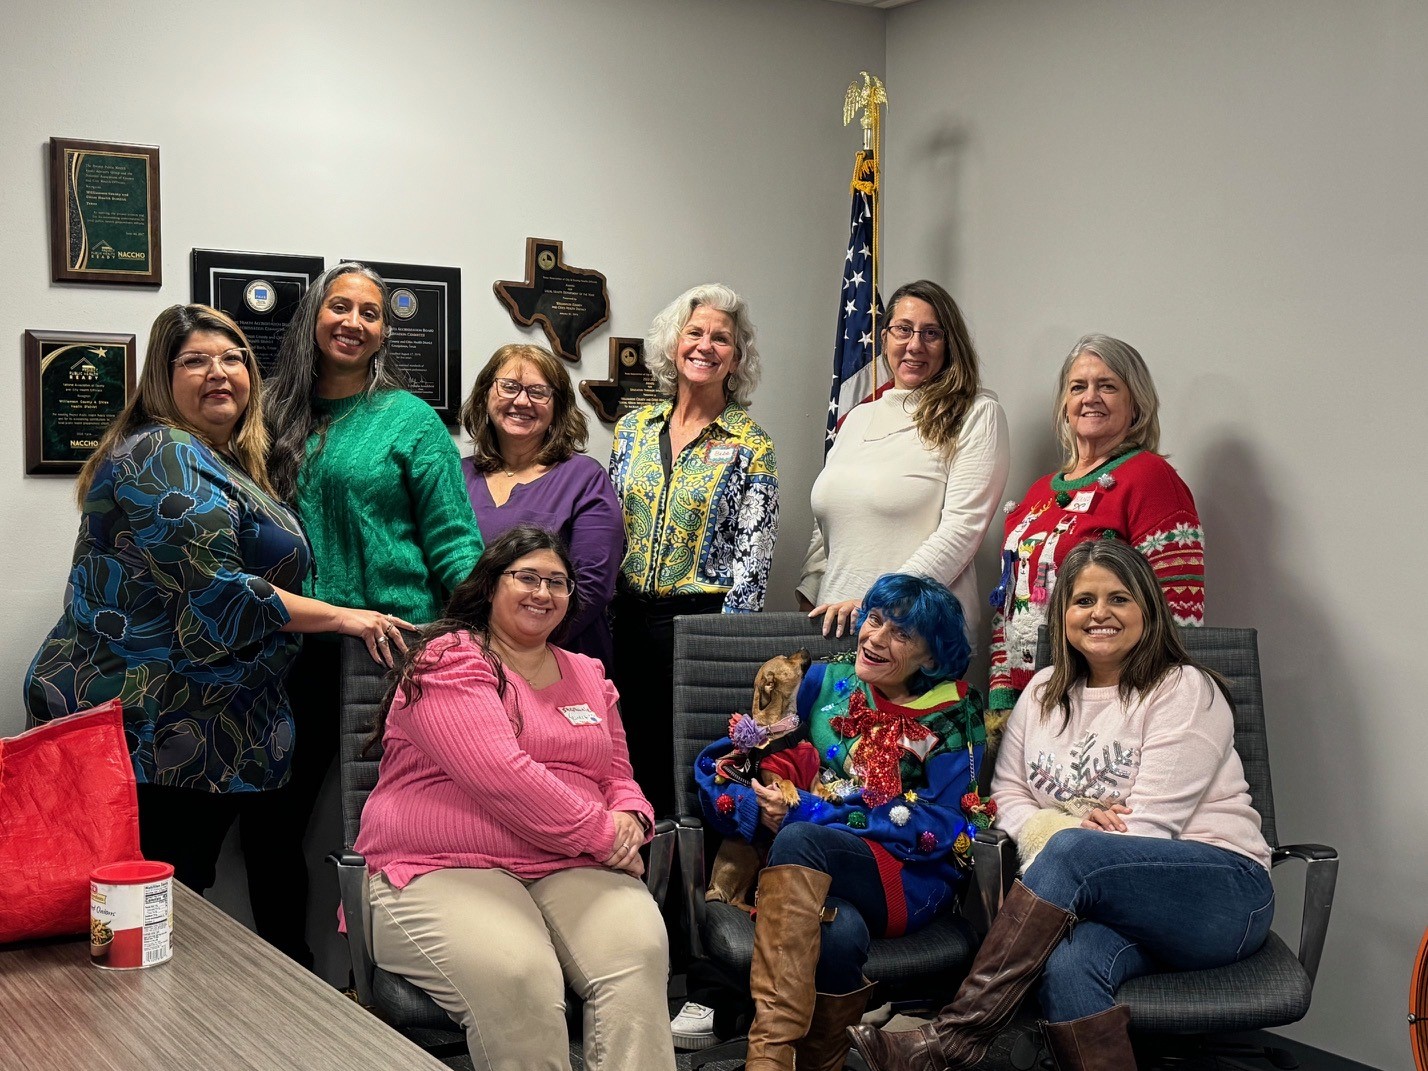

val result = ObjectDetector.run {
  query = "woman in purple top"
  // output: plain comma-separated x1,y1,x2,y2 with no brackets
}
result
459,343,624,670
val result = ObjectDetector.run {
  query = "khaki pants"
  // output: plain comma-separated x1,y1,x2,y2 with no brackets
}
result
369,866,675,1071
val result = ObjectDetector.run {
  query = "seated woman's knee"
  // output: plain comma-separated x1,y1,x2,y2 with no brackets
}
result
766,821,831,869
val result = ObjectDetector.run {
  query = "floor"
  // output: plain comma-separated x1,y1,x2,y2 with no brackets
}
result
424,993,1380,1071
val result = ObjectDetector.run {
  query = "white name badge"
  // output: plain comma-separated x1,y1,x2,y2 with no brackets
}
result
706,444,737,464
1065,490,1096,513
560,704,602,726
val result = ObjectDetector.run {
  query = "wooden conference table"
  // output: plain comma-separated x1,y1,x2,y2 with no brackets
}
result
0,883,448,1071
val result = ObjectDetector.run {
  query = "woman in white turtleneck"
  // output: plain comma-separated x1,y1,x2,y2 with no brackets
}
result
798,279,1009,641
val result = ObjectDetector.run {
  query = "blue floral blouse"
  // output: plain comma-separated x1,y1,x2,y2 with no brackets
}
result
25,426,310,793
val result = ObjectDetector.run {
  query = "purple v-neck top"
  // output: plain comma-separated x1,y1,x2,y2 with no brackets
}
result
462,453,623,671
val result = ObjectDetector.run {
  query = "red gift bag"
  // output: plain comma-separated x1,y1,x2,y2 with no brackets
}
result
0,699,141,942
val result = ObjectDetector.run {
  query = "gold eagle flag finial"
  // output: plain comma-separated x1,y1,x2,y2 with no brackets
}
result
843,71,888,150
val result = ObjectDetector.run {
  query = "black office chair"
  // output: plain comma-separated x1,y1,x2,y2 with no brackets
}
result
983,626,1339,1066
671,612,1010,1070
327,636,676,1056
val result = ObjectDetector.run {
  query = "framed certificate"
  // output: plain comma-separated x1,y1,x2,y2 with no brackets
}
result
49,138,161,286
23,330,137,475
191,249,325,378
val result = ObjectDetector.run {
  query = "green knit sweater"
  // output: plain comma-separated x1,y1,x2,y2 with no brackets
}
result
296,389,483,623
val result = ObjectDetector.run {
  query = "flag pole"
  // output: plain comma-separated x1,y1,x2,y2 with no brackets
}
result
844,72,888,394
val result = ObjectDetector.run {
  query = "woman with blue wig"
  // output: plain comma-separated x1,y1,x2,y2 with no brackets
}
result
693,573,989,1071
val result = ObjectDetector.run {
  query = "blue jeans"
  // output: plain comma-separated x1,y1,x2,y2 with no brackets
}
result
1023,829,1275,1021
765,823,889,993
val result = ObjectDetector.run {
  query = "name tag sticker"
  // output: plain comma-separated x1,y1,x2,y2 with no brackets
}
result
1065,490,1096,513
560,704,602,726
705,444,737,464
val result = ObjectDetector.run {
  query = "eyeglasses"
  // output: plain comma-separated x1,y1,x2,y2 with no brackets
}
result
493,378,554,403
173,349,249,374
884,323,946,345
504,569,574,598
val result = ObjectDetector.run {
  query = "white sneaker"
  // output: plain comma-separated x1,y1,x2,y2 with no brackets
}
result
670,1001,717,1050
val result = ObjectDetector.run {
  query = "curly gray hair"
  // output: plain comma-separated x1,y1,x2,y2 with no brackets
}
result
643,283,762,406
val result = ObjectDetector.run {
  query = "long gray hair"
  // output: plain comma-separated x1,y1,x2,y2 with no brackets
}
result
265,262,408,500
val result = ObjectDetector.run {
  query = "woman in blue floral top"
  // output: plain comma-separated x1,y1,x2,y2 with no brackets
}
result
25,305,406,909
693,573,987,1071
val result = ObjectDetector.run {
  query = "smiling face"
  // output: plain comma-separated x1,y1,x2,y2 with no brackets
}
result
487,358,555,452
487,549,571,648
170,330,251,448
673,305,739,395
1064,562,1146,686
882,295,948,391
1063,352,1135,461
855,606,933,700
315,273,386,389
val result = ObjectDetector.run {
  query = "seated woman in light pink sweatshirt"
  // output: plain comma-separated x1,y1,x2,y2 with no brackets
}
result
849,537,1272,1071
356,524,674,1071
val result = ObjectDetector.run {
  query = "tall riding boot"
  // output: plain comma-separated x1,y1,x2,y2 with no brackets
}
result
847,880,1074,1071
744,864,833,1071
1041,1006,1136,1070
794,979,876,1071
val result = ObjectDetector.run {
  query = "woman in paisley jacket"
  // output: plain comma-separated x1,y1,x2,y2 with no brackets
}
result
694,573,988,1071
25,304,405,909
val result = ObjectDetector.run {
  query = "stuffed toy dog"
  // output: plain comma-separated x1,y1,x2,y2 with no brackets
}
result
705,650,816,909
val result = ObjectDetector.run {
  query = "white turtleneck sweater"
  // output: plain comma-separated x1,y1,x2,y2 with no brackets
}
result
799,387,1009,639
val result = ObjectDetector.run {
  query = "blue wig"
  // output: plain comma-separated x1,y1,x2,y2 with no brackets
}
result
856,573,971,693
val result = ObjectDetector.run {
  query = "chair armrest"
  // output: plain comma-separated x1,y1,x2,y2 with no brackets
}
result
644,820,677,907
967,828,1016,935
326,849,376,1007
1271,843,1339,984
675,816,708,960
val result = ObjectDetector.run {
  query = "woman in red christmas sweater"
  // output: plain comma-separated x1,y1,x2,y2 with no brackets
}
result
986,334,1203,727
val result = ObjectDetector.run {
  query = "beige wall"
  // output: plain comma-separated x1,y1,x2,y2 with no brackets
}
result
0,0,881,982
3,1,1419,1064
884,2,1426,1066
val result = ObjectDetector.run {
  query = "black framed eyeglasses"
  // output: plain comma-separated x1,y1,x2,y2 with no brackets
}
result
504,569,574,598
493,378,554,403
884,323,946,345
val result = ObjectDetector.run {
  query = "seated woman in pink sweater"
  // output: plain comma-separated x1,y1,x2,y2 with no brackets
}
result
849,538,1272,1071
356,525,675,1071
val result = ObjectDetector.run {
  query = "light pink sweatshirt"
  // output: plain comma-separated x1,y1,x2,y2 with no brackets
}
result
991,665,1270,869
355,633,654,888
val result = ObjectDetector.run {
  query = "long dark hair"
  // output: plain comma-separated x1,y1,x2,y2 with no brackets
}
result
1037,539,1229,731
265,262,408,501
882,279,981,456
364,525,583,754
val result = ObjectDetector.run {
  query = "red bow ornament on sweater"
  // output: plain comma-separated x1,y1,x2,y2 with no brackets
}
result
829,690,933,807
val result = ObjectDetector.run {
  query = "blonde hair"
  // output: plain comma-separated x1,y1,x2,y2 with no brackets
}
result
75,305,272,507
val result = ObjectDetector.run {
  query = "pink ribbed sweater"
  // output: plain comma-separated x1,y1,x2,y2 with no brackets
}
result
355,632,654,887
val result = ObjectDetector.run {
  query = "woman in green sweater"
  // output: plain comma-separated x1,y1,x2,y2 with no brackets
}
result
255,262,484,969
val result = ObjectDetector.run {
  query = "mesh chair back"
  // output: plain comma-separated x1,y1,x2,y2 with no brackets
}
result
337,637,402,851
672,612,856,820
1033,626,1278,850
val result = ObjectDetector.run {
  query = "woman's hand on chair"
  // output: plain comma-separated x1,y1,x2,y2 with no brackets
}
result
809,598,861,638
1080,803,1132,832
339,609,416,666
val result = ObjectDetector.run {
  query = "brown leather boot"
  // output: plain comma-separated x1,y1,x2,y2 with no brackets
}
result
793,979,876,1071
846,880,1074,1071
1041,1006,1136,1070
744,864,834,1071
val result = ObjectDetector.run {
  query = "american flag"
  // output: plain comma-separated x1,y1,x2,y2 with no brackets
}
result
826,162,885,453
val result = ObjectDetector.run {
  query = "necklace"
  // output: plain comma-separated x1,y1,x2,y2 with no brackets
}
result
492,638,552,683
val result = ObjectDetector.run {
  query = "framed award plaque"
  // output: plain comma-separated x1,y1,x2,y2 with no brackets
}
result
49,138,161,286
24,330,137,475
